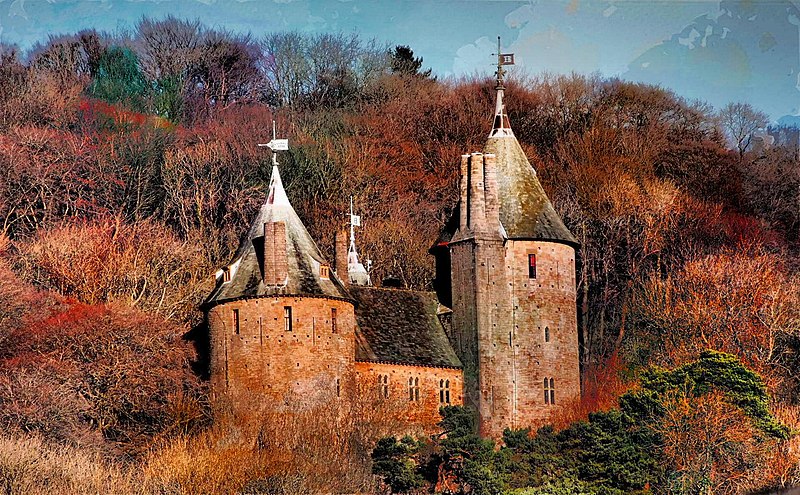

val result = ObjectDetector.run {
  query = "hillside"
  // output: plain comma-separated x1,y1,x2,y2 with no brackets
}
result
0,18,798,494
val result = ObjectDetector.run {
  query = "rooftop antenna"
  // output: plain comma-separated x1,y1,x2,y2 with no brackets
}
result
490,37,515,138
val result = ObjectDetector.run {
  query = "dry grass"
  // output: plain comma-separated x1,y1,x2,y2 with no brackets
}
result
140,391,411,494
0,434,137,495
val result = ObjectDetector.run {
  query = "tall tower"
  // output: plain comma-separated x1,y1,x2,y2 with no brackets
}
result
434,41,581,438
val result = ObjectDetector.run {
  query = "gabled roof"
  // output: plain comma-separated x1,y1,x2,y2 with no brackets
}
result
204,165,350,307
350,287,462,369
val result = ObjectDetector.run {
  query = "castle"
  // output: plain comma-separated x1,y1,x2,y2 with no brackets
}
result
203,65,581,438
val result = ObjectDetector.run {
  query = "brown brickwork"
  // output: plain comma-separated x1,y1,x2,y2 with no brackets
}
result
355,362,462,432
208,296,357,410
449,152,580,438
263,222,288,285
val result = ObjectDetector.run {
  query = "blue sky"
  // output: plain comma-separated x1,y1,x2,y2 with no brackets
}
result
2,0,798,121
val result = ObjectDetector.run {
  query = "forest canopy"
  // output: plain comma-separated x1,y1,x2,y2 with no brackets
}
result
0,16,798,494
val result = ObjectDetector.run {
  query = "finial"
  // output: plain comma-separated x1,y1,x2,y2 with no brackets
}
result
258,121,291,205
347,197,371,286
257,120,289,167
490,38,515,138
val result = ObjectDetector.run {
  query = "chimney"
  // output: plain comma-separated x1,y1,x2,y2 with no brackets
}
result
263,221,288,285
334,228,349,286
483,153,500,231
459,154,469,232
469,152,486,232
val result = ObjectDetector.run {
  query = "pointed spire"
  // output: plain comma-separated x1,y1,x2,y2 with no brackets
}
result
490,36,514,138
347,197,371,286
260,120,291,206
267,164,290,206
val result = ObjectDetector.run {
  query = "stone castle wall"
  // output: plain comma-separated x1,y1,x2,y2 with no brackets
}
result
208,296,357,409
355,362,463,431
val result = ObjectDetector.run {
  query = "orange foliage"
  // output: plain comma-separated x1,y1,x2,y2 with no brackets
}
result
550,352,631,430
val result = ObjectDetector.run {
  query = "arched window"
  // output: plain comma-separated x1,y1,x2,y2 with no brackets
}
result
544,378,555,405
336,378,341,398
544,326,550,342
284,306,292,332
331,308,337,333
232,309,240,335
409,376,420,402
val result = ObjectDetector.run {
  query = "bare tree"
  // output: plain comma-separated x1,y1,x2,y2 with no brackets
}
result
719,101,769,158
134,15,203,82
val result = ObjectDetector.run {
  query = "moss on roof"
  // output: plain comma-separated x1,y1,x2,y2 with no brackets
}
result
204,166,350,307
350,287,461,369
434,135,578,248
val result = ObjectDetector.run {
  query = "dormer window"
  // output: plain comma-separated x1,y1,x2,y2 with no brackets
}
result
320,265,330,279
222,267,231,283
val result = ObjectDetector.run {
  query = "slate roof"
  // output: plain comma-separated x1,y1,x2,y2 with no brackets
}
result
434,94,578,249
204,165,350,307
349,287,462,369
484,135,578,245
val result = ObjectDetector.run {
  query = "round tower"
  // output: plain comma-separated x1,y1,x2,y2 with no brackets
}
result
204,161,356,411
434,40,581,437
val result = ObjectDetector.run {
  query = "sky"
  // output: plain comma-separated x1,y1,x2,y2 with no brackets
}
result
1,0,799,122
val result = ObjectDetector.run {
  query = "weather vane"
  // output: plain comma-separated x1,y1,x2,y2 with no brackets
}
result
257,120,289,165
493,36,515,90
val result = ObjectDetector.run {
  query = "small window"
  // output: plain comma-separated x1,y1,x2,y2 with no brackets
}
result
331,308,337,334
232,309,240,335
379,374,389,398
439,379,451,404
320,265,330,279
284,306,292,332
544,377,555,405
544,326,550,343
528,254,537,279
409,376,420,402
222,267,231,283
336,378,341,397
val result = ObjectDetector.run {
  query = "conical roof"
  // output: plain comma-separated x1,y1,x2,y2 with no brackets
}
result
204,165,350,307
484,133,578,244
433,87,578,249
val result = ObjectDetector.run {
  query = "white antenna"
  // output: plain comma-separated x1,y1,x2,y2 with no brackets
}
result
257,120,289,165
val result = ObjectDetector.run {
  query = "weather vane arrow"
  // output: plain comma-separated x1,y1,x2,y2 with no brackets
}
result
258,121,289,165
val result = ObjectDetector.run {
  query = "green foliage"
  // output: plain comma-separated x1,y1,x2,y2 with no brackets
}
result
88,46,149,110
371,354,789,495
389,45,431,78
561,410,659,492
371,435,425,493
620,350,790,439
152,75,184,123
